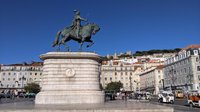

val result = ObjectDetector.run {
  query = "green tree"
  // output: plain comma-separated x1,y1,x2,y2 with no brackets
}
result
105,81,123,92
24,83,41,93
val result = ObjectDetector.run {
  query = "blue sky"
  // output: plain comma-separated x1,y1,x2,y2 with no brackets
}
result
0,0,200,64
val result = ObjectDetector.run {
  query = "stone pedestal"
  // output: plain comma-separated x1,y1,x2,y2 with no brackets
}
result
35,52,104,104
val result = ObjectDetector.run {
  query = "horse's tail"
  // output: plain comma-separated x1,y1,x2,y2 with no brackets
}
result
52,31,61,47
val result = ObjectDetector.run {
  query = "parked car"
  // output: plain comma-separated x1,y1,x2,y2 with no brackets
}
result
25,93,36,98
105,90,116,100
4,93,12,98
187,90,200,107
145,92,151,100
134,92,151,100
0,93,4,98
18,92,26,98
158,91,174,104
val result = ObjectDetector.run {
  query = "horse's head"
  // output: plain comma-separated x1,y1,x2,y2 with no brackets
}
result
91,24,100,35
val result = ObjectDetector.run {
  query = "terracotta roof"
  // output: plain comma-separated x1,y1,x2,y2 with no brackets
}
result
134,62,142,64
30,62,43,66
182,44,200,50
156,65,164,69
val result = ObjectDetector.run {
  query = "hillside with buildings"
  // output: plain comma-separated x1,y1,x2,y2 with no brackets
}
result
0,45,200,95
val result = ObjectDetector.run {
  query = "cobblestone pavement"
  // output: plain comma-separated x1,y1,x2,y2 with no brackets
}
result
0,99,173,112
1,96,200,112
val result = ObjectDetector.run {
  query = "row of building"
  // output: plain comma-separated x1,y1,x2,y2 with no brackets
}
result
0,45,200,95
101,45,200,94
0,62,43,90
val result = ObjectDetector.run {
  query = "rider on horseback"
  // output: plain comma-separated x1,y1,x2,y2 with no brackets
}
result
52,10,100,51
71,10,87,40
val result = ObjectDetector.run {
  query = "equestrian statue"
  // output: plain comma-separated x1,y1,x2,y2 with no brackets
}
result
52,10,100,51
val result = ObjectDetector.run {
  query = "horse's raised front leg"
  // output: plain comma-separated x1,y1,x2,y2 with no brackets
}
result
86,39,94,48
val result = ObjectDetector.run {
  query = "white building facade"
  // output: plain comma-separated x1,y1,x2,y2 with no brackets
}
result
164,45,200,91
101,60,142,91
139,66,164,95
0,62,43,90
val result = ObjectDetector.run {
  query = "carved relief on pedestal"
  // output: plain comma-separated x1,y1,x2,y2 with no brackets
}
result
65,68,76,78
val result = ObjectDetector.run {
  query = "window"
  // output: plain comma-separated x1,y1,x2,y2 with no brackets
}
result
115,72,117,76
110,77,112,81
105,77,107,81
8,73,11,75
13,78,15,81
184,68,187,73
8,78,10,81
187,51,190,56
197,66,200,71
30,73,32,75
3,73,5,76
194,50,198,55
35,73,37,75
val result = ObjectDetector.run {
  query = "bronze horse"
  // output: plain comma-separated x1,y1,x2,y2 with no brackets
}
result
52,23,100,51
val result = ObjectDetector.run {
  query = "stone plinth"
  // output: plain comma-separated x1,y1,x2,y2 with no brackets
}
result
35,52,104,104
